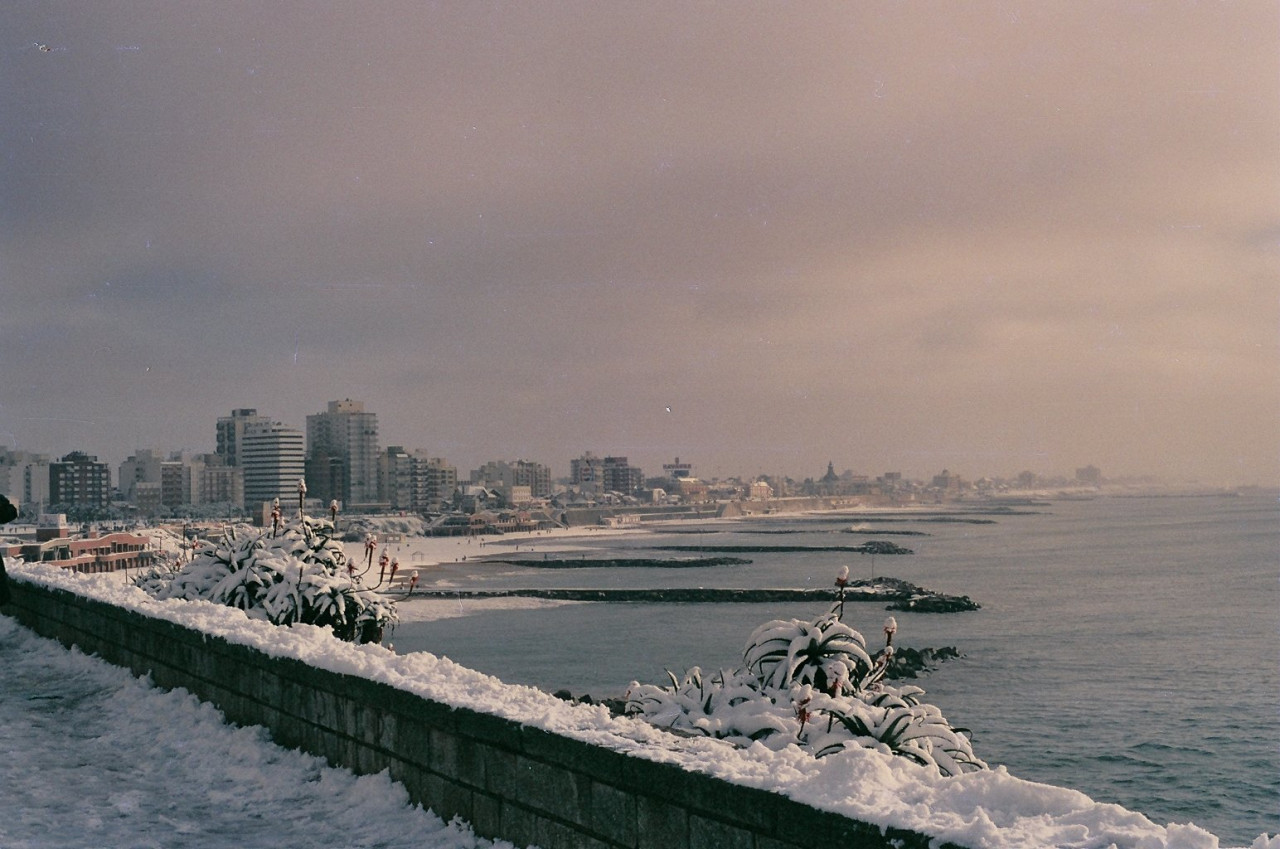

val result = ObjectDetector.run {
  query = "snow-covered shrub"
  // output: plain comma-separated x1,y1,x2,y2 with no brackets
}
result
136,518,396,643
626,667,793,748
626,586,985,776
744,608,876,693
130,548,185,596
807,685,984,776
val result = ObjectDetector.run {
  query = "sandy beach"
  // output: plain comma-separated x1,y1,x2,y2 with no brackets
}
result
340,524,655,623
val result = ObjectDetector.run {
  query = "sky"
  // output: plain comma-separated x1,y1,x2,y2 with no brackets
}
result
1,2,1277,485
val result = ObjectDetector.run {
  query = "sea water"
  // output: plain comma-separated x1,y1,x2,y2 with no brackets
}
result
391,494,1279,844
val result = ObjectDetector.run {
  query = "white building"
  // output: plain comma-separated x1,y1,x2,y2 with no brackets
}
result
241,421,306,512
23,459,51,511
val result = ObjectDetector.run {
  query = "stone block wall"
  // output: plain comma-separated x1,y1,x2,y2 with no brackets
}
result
3,579,958,849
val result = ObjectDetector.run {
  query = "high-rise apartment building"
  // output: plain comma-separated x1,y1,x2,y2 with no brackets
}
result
380,447,458,511
572,453,641,495
570,452,602,491
0,448,50,509
601,456,644,495
119,450,245,511
471,459,551,499
49,452,111,508
216,408,268,469
194,455,244,507
118,449,165,503
160,457,188,507
416,456,458,510
241,420,305,509
379,446,413,510
23,458,51,510
0,453,17,501
306,399,380,507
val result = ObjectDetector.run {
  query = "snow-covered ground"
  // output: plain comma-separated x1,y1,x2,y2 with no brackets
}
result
0,615,522,849
4,545,1276,849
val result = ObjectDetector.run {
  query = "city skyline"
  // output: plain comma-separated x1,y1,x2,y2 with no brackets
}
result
0,398,1199,492
2,4,1276,487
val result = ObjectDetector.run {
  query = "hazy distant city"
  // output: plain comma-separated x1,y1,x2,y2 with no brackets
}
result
4,6,1276,502
0,396,1215,524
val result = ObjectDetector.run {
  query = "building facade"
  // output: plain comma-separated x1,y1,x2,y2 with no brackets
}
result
3,529,155,574
0,448,50,511
601,456,644,495
24,459,51,510
379,446,414,510
241,421,306,510
414,455,458,511
216,408,268,469
306,399,380,507
119,450,165,504
195,457,244,507
570,452,602,491
119,450,245,512
49,452,111,508
471,459,551,499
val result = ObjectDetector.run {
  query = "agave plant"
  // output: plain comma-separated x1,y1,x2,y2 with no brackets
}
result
625,668,796,749
138,517,396,643
743,605,875,694
625,569,987,776
810,687,985,776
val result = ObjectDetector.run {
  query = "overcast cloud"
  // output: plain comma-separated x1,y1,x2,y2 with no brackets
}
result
2,2,1276,484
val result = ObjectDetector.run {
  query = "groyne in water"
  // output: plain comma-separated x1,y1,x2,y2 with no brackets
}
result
481,556,752,569
408,578,980,612
648,541,914,555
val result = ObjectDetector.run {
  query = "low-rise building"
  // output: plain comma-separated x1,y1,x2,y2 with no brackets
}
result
3,528,155,574
676,477,710,503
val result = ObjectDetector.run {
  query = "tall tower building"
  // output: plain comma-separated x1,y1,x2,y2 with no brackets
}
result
23,457,51,511
241,420,305,510
118,449,165,503
570,452,602,492
379,447,458,512
602,456,644,495
216,408,268,469
49,452,111,508
306,399,380,507
417,455,458,510
379,446,413,510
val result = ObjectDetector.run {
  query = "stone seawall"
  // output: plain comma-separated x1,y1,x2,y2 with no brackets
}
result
3,578,960,849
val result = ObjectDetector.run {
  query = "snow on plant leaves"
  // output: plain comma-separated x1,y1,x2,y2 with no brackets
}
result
628,601,985,777
135,517,396,643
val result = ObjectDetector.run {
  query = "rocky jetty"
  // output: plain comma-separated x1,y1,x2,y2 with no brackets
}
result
885,646,963,678
411,576,978,611
649,540,914,555
481,556,751,569
887,594,981,613
848,577,981,612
